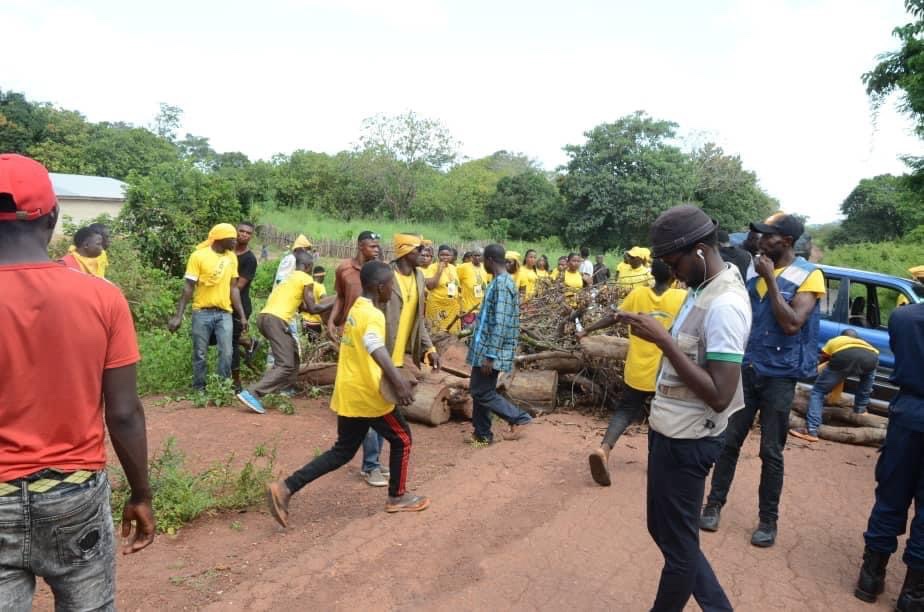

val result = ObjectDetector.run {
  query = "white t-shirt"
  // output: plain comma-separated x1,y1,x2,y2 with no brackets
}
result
579,259,593,276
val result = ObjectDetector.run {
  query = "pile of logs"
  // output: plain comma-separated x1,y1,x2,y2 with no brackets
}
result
788,383,888,447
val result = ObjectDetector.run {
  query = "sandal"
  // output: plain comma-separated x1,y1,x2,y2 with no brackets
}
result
588,448,611,486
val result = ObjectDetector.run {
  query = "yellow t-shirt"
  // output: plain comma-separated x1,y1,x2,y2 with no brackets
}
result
423,262,440,278
615,262,653,289
563,270,584,290
621,286,688,392
262,270,313,322
821,335,879,357
331,297,394,418
302,283,328,325
537,269,551,281
391,270,419,364
67,246,107,278
184,248,239,312
754,267,825,299
457,262,488,313
551,268,562,281
519,267,540,300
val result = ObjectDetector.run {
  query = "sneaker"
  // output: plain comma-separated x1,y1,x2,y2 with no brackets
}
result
789,427,819,443
700,503,722,532
385,494,430,513
364,467,388,487
237,390,266,414
361,467,391,478
751,521,778,548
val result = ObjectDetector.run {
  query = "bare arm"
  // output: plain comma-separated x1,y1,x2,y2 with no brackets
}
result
167,279,196,332
230,280,248,331
301,286,333,315
425,263,442,291
103,364,155,554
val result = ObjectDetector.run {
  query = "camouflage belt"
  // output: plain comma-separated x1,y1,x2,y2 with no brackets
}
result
0,469,95,497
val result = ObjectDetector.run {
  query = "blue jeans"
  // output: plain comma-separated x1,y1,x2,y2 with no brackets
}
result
192,309,233,389
864,415,924,570
0,471,114,611
470,366,533,442
706,368,796,523
648,430,732,611
806,366,875,434
361,429,384,473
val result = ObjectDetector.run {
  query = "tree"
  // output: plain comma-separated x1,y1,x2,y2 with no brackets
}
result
488,171,565,241
151,103,183,142
691,143,777,232
357,111,460,218
177,133,217,170
559,112,696,250
831,174,924,245
119,161,243,275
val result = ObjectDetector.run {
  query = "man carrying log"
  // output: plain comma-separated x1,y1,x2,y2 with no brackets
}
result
701,212,824,548
358,234,441,487
265,261,430,528
237,251,329,414
578,259,687,486
467,244,532,443
854,303,924,609
619,205,749,611
790,329,878,443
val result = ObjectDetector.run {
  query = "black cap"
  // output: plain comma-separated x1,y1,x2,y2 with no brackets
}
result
650,205,717,258
749,214,803,241
358,230,380,242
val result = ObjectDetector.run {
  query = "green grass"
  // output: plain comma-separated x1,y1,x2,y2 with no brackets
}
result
821,241,924,279
110,437,277,535
254,205,571,263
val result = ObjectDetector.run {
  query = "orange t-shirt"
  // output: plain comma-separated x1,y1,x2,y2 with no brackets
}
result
0,262,141,481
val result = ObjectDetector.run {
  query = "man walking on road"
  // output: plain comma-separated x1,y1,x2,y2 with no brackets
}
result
168,223,249,391
624,205,749,611
265,261,430,528
854,303,924,610
467,244,532,443
701,213,823,548
0,154,154,610
231,221,259,391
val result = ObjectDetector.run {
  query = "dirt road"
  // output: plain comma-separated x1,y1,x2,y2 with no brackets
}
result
34,398,905,611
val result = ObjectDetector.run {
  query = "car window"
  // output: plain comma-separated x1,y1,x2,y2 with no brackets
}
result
820,277,842,319
877,286,906,328
847,281,876,328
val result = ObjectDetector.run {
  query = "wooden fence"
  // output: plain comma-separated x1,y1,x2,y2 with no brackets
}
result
256,224,487,262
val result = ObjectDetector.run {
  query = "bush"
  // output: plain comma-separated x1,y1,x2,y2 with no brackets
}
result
110,437,277,535
822,241,924,278
137,327,193,395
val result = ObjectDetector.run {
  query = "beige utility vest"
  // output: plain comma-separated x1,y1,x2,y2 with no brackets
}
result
649,266,749,439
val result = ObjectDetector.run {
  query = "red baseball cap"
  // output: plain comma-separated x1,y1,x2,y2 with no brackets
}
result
0,154,57,222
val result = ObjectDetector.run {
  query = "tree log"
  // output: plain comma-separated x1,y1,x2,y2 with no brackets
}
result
561,373,602,398
514,352,584,374
423,370,470,390
793,383,891,416
788,414,884,447
499,369,558,415
791,395,888,429
448,391,473,421
580,336,629,362
298,362,338,386
401,381,451,426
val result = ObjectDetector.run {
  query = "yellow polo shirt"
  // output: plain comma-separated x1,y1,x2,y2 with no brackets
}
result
184,248,238,312
621,286,688,392
302,283,327,325
457,262,487,314
821,335,879,357
262,271,313,322
331,297,393,418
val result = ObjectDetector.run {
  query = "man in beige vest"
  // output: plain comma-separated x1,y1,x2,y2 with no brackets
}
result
615,205,751,611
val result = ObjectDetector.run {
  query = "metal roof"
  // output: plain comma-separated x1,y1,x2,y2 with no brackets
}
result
50,173,127,201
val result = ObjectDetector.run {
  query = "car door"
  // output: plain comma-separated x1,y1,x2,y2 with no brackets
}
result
817,273,847,350
839,278,894,369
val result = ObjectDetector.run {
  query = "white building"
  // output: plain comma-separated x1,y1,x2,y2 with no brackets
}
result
50,173,127,235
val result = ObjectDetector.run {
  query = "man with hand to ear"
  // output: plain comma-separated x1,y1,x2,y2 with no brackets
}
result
701,213,823,548
622,205,750,612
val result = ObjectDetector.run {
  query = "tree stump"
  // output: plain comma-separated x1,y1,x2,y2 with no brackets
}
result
579,336,629,362
499,369,558,415
401,381,451,426
788,414,885,447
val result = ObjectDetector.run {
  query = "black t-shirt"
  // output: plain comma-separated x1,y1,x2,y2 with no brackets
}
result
719,246,751,282
236,249,258,317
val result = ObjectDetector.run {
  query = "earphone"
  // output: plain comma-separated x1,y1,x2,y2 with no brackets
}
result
696,249,704,257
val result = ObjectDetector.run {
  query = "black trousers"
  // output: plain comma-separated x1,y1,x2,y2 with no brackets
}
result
706,368,796,523
284,410,413,498
602,385,652,449
648,430,732,611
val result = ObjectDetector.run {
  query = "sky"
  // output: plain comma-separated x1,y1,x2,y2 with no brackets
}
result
3,0,923,223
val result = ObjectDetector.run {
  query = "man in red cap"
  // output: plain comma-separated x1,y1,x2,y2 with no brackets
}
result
0,154,154,609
